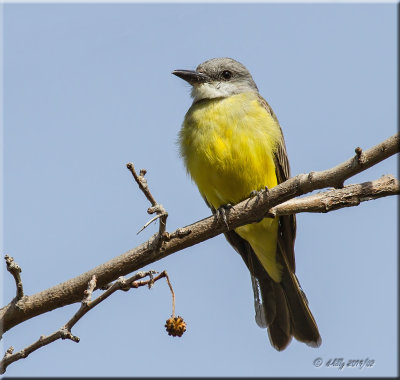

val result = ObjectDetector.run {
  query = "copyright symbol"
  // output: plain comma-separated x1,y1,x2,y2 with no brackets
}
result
313,357,323,367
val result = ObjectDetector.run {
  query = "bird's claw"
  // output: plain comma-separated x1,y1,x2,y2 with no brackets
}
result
249,189,263,204
249,190,261,198
215,204,233,230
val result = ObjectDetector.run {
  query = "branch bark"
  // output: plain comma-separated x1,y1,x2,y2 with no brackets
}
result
1,133,399,339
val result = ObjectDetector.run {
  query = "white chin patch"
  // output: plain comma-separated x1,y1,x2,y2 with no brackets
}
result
191,82,237,101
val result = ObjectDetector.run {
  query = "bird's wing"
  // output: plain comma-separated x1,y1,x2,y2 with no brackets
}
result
257,94,296,272
256,96,321,348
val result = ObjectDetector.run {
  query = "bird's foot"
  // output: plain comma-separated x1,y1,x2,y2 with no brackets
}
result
249,190,262,199
215,204,233,230
249,189,265,204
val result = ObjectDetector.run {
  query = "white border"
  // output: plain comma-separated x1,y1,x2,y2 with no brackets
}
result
1,0,399,4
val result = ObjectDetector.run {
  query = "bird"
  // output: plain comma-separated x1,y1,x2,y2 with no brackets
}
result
172,57,321,351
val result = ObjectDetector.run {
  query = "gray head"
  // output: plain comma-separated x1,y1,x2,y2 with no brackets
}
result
172,57,259,102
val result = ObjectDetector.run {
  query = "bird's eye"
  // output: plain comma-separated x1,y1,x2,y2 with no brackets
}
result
221,70,232,80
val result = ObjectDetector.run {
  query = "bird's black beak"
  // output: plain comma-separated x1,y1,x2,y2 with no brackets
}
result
172,69,209,85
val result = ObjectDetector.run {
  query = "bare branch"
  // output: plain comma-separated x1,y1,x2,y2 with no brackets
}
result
4,255,24,301
0,270,160,374
126,163,168,238
1,133,398,339
269,174,399,216
65,270,158,332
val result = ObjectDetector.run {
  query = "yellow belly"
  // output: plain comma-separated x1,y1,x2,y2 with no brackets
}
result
179,92,283,281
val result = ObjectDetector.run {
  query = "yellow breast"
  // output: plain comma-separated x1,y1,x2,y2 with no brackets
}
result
179,92,282,209
179,92,284,281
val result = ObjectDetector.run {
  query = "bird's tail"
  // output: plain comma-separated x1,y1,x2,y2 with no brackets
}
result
224,229,321,351
255,260,322,351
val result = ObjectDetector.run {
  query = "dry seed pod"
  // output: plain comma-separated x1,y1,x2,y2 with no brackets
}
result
165,316,186,337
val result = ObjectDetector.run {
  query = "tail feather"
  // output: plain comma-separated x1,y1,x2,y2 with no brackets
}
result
281,270,321,347
250,241,321,350
256,269,321,350
224,229,321,350
264,280,292,351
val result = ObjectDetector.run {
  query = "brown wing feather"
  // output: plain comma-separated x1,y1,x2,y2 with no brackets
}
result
257,94,296,271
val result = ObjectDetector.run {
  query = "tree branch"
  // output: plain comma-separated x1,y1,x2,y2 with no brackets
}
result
269,174,399,216
0,270,166,374
1,133,398,339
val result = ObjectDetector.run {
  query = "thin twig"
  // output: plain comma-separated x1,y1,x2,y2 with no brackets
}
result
65,270,157,331
126,163,168,237
132,270,175,317
4,255,24,300
137,213,164,235
164,272,175,318
0,270,158,374
126,164,157,206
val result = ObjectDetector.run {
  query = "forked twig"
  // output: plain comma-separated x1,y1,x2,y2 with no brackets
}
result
126,163,168,239
132,270,175,317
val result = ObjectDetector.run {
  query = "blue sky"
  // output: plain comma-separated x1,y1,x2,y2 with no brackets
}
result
2,2,398,377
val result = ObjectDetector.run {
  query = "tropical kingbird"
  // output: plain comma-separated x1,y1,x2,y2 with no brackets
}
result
173,57,321,351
